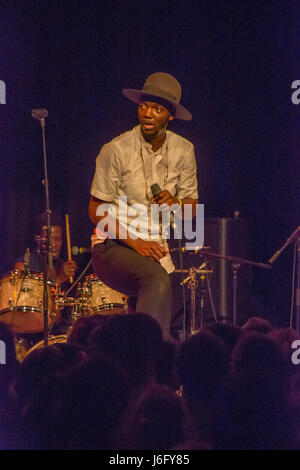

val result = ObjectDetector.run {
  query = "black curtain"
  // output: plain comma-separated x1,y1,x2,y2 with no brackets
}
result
0,0,299,325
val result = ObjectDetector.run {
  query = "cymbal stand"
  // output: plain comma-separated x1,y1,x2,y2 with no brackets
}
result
231,262,241,326
180,262,213,336
199,266,207,329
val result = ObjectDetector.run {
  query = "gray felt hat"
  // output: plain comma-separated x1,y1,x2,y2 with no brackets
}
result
122,72,192,121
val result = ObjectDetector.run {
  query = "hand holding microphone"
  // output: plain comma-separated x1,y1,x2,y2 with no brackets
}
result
123,183,170,262
150,183,181,209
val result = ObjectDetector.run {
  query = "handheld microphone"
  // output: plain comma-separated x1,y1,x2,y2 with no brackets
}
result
151,183,170,214
150,183,162,198
71,245,92,255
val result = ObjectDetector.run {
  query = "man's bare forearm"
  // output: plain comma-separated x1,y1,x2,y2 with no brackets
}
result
88,196,168,260
89,197,138,248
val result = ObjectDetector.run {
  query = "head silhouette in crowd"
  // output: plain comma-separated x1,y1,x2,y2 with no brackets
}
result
241,316,273,334
267,327,300,360
67,314,110,351
177,330,229,403
61,354,130,449
87,313,163,392
231,331,288,380
126,385,185,450
176,331,230,444
155,339,179,390
14,342,86,414
203,322,243,354
213,367,296,450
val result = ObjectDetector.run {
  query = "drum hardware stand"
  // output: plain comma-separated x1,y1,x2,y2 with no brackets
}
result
231,262,240,327
268,226,300,334
35,233,52,346
54,297,88,326
170,246,212,340
52,257,93,331
32,108,52,347
196,250,272,326
182,266,197,335
174,263,214,338
199,265,207,329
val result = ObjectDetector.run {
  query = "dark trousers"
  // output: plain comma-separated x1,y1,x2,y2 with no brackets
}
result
92,239,172,338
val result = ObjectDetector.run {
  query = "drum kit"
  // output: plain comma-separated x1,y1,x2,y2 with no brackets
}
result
0,270,128,332
0,268,128,361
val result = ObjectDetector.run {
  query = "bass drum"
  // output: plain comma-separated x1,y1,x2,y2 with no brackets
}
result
78,274,128,316
0,270,59,334
21,335,67,362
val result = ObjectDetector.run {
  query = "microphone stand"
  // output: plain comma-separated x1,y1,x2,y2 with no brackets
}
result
192,250,272,326
296,238,300,334
32,109,52,347
269,226,300,264
269,227,300,333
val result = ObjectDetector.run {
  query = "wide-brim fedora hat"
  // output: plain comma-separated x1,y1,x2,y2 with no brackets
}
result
122,72,192,121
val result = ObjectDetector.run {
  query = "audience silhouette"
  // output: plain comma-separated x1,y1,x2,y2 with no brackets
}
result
0,313,298,449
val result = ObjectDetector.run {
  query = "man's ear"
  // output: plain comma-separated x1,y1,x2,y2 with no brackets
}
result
168,115,175,121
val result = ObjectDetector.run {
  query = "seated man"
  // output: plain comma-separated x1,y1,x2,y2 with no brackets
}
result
89,72,199,338
14,211,77,285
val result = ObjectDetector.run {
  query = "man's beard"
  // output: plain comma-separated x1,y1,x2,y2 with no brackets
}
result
141,120,169,142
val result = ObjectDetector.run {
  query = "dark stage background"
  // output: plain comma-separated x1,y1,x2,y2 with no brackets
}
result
0,0,299,326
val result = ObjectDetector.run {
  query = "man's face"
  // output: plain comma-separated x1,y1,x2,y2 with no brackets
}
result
42,225,63,259
138,101,174,140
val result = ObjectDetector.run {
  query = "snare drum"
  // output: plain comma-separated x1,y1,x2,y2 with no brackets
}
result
0,270,58,333
78,274,128,316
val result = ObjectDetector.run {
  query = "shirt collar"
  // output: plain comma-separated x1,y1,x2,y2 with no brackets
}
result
138,125,168,155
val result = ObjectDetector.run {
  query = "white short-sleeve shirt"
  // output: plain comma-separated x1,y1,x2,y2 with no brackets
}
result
90,125,198,273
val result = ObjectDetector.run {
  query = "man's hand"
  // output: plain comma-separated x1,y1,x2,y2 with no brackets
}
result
129,238,169,262
151,190,180,208
62,260,77,279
